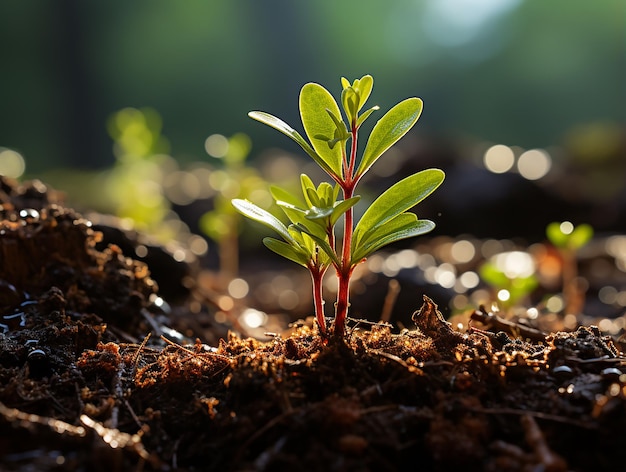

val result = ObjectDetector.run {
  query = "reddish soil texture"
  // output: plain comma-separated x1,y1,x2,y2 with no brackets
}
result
0,176,625,472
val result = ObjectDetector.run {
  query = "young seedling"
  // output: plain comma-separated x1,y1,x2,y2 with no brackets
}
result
233,75,444,338
546,221,593,315
479,252,539,310
199,133,267,282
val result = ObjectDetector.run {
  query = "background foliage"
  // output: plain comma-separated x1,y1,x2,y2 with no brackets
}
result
0,0,623,173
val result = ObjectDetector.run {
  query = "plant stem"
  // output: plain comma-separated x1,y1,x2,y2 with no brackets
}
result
310,266,327,336
334,200,352,338
334,126,359,338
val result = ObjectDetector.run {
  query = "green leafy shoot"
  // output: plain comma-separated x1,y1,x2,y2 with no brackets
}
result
546,221,593,251
236,75,445,338
546,221,594,315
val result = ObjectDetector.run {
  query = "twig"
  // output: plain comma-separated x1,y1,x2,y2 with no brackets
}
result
131,333,152,377
379,278,401,324
470,305,547,342
80,414,154,464
470,406,596,429
370,349,411,369
0,401,86,437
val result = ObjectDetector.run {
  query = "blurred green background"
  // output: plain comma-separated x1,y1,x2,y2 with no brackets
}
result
1,0,625,244
1,0,623,173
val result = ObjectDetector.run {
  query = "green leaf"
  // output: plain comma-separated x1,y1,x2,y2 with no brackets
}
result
248,111,337,177
305,205,334,221
305,187,321,207
569,224,593,249
263,237,310,267
291,230,315,257
508,276,539,304
479,262,510,288
329,196,360,226
355,75,373,111
232,199,293,243
331,183,340,203
353,169,444,247
341,87,358,125
546,222,568,248
340,75,374,126
294,224,341,267
321,109,350,149
279,205,328,240
356,106,379,129
356,98,423,178
546,222,593,250
270,185,305,208
352,219,435,262
300,174,316,207
299,83,344,178
316,181,335,206
356,213,417,249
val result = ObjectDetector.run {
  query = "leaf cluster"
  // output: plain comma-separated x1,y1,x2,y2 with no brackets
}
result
233,75,445,335
546,222,593,251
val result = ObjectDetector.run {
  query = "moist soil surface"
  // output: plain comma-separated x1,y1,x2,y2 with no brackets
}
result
0,176,625,472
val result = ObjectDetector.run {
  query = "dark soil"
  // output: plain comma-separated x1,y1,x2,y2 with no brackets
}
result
1,176,625,472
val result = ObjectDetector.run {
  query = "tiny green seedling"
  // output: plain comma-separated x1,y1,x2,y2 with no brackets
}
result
546,221,593,252
199,133,267,281
479,256,539,310
546,221,593,315
233,75,444,338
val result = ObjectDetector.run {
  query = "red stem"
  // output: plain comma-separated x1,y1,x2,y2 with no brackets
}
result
310,266,327,336
334,125,359,338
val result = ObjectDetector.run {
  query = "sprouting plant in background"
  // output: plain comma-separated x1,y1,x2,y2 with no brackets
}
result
479,251,539,311
199,132,270,282
233,75,444,338
106,107,173,236
546,221,593,315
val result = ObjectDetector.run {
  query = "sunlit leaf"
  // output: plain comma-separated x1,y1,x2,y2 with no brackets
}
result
546,222,568,248
248,111,336,177
479,262,510,288
356,213,417,249
356,98,423,178
299,83,344,178
280,205,327,240
546,222,593,250
341,87,358,125
321,109,350,149
232,199,293,243
270,185,305,208
353,169,444,247
263,237,309,267
305,206,334,220
352,219,435,263
329,196,360,226
355,106,379,129
300,174,316,207
305,187,321,207
294,224,341,267
292,231,331,267
355,75,373,111
569,224,593,249
316,181,335,206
